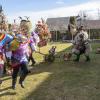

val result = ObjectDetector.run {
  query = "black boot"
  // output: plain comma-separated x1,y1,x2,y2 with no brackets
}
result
19,75,26,88
74,54,80,62
29,56,36,66
0,80,2,84
3,63,7,75
19,81,24,88
12,79,16,89
85,56,90,62
31,57,36,66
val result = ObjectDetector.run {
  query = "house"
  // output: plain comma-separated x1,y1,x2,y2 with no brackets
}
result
46,17,100,41
46,17,71,41
85,20,100,39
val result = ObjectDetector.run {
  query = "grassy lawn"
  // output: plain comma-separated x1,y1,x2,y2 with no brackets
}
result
0,42,100,100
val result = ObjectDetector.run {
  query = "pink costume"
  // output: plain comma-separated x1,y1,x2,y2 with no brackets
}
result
29,32,40,51
11,34,30,68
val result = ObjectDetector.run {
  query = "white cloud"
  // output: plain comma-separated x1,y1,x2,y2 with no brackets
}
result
7,1,100,28
56,0,64,4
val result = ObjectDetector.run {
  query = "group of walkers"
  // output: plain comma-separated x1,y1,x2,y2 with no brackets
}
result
0,29,40,89
0,18,91,91
0,18,48,90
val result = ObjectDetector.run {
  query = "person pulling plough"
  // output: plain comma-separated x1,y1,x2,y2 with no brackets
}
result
72,26,92,62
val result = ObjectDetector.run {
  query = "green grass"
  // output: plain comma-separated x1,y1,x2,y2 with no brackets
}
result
0,42,100,100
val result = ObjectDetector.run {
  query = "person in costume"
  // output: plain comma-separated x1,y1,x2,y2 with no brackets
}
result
0,31,13,74
11,32,30,89
72,26,91,62
0,50,5,84
28,31,40,66
11,17,33,89
18,17,36,66
35,18,50,43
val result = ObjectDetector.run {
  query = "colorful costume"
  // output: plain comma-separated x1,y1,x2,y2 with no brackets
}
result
0,33,13,83
30,32,40,51
28,32,40,66
72,30,91,61
0,33,13,48
11,34,29,89
35,19,50,47
0,52,4,84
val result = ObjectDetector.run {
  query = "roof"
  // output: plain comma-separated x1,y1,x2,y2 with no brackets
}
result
46,17,70,32
46,17,100,32
85,20,100,29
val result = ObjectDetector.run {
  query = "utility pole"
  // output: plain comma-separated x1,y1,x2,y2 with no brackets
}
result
0,5,3,13
83,12,87,30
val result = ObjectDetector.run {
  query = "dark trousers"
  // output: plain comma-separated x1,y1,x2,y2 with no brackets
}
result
28,53,35,64
12,62,29,86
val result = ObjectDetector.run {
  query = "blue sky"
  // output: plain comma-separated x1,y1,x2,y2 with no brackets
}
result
0,0,93,14
0,0,100,25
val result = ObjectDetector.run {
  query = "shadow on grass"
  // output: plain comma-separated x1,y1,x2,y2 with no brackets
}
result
2,76,11,82
23,43,100,100
29,44,73,75
0,86,12,92
0,86,16,97
0,91,16,97
1,43,100,100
